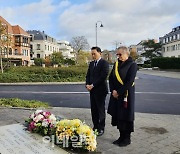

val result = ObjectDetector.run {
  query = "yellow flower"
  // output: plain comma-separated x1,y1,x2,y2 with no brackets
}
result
56,118,97,151
70,119,81,127
57,119,70,127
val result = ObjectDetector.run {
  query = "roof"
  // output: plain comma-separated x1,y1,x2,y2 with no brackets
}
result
162,26,180,38
27,30,56,42
12,25,30,36
0,16,29,36
27,30,46,40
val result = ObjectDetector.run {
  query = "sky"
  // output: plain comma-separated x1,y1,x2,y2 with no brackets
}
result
0,0,180,50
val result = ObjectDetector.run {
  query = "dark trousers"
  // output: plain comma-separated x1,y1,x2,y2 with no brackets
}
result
90,93,106,131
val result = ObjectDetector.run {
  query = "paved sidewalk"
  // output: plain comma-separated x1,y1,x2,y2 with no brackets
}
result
138,69,180,79
0,107,180,154
0,70,180,153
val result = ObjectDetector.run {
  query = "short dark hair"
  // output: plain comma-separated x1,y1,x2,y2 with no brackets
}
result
91,46,101,53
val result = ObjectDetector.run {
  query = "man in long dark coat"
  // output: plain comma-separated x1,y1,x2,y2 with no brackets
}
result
107,46,137,146
86,46,109,136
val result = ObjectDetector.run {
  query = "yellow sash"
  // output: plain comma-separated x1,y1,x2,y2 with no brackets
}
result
115,61,124,85
115,61,135,98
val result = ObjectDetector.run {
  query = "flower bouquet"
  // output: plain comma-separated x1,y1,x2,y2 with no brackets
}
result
25,110,57,136
56,119,97,152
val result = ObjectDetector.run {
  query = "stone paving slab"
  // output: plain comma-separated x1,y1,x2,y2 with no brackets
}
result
0,107,180,154
0,123,68,154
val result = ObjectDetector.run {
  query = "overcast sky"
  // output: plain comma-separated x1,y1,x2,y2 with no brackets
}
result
0,0,180,50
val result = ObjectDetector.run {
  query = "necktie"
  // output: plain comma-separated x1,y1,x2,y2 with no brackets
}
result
94,60,97,67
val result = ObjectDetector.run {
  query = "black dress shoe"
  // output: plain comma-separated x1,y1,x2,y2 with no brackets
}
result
113,137,123,145
97,130,104,136
118,138,131,147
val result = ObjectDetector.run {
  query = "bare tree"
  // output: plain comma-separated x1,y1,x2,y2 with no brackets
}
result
0,21,12,73
0,21,7,73
70,36,90,53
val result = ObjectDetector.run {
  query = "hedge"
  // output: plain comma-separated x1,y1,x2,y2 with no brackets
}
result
152,57,180,69
0,66,88,82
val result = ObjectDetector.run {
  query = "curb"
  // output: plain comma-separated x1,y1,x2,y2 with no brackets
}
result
0,106,53,110
0,82,85,85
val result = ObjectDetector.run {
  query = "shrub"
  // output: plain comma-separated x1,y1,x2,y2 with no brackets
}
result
0,66,88,82
152,57,180,69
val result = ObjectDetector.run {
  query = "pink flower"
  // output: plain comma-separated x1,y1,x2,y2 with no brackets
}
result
28,121,36,131
43,111,51,118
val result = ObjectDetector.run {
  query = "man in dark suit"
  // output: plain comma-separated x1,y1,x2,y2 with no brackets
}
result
86,46,109,136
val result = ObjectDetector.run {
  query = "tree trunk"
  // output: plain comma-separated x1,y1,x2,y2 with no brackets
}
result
0,56,3,73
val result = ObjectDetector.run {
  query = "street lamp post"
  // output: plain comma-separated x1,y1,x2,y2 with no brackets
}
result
95,21,103,46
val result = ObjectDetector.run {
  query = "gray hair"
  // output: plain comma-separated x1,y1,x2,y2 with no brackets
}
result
117,46,130,56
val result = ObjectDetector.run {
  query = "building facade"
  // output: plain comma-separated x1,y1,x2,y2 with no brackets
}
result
27,30,60,59
135,40,147,64
0,16,31,66
27,30,75,61
159,26,180,57
57,40,75,59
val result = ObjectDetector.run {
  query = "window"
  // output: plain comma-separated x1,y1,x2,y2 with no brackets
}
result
15,49,18,55
169,36,172,41
175,35,178,40
37,54,40,58
168,37,170,42
30,54,33,59
162,47,165,52
166,38,168,43
15,36,20,43
23,50,25,56
172,45,175,51
176,44,178,50
37,44,40,50
178,34,180,40
30,35,33,41
9,48,12,55
45,45,47,50
163,39,165,43
23,50,28,56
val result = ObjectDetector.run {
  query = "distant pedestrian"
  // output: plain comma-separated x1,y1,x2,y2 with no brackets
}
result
86,46,109,136
107,46,137,146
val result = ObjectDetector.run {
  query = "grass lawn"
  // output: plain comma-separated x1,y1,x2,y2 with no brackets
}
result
0,98,49,108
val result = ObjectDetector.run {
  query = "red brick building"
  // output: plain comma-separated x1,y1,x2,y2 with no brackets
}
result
0,16,30,66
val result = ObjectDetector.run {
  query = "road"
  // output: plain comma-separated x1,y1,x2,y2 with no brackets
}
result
0,72,180,115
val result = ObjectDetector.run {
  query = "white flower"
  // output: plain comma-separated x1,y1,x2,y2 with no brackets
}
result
35,110,43,114
33,114,44,123
30,113,35,119
49,114,56,122
42,119,49,127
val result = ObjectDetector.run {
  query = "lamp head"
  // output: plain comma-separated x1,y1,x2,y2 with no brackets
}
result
100,24,103,27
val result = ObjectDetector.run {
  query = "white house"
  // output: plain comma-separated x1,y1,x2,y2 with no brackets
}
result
159,26,180,57
57,40,75,59
135,40,147,64
27,30,75,61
